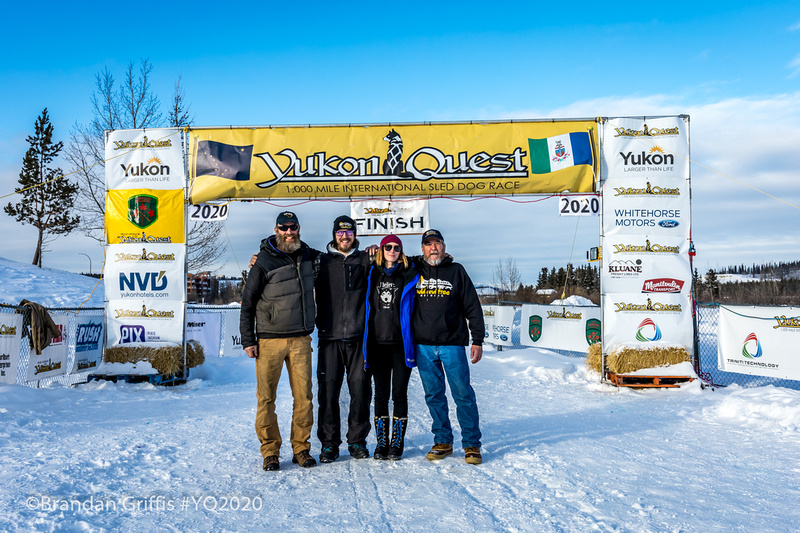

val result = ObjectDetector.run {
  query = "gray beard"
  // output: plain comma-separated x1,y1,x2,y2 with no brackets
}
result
425,256,442,266
276,234,301,253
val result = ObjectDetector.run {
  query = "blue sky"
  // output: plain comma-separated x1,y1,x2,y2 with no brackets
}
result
1,1,799,283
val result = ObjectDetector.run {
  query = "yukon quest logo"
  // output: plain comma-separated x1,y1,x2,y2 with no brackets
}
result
120,325,146,344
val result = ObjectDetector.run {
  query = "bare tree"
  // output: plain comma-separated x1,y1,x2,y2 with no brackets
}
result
66,60,226,271
491,257,522,301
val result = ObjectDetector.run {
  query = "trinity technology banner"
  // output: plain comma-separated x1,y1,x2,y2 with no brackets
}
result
601,116,689,180
26,315,70,381
105,128,185,190
0,314,22,384
520,304,602,353
350,198,429,236
718,305,800,380
187,120,600,203
602,293,693,353
106,189,186,245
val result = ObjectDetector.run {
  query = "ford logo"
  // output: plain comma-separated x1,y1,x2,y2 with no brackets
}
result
500,334,508,341
659,219,679,228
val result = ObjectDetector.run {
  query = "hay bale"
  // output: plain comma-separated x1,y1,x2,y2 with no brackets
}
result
606,345,690,374
586,343,603,373
104,342,205,375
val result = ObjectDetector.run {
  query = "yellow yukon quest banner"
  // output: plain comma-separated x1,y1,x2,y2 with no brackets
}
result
106,189,186,244
187,121,599,203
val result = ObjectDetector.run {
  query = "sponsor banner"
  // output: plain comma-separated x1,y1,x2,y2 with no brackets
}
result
106,188,185,245
26,315,69,381
105,128,185,190
601,235,692,294
106,299,185,346
558,195,601,217
105,247,186,301
0,314,23,384
602,117,689,180
187,121,600,203
603,293,693,353
520,304,602,353
70,317,104,374
603,177,690,237
187,312,222,358
485,306,514,346
350,198,429,236
223,307,243,356
718,305,800,380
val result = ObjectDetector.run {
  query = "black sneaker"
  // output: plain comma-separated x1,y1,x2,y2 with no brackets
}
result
319,446,339,463
262,455,279,471
348,443,370,459
291,450,317,468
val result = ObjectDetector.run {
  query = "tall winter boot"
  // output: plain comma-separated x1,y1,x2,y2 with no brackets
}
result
373,416,389,460
388,417,407,461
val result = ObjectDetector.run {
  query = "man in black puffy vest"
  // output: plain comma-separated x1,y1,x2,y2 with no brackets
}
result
240,211,320,472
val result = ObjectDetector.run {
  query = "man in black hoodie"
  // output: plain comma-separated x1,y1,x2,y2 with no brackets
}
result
413,229,485,465
240,211,319,472
315,215,373,463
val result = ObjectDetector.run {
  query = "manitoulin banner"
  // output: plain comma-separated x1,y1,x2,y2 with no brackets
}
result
104,128,186,349
600,116,693,357
718,305,800,380
186,120,600,203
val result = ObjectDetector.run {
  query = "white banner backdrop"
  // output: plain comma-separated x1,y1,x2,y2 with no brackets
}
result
718,305,800,380
603,293,693,353
602,116,689,180
105,246,187,301
481,305,496,345
222,307,243,356
187,312,222,358
70,317,104,374
106,300,185,346
602,234,692,295
105,128,185,190
26,314,70,381
520,304,601,353
603,177,690,237
350,198,429,236
486,306,515,346
0,314,23,384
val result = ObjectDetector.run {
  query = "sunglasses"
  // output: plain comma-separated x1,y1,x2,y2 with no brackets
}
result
383,244,401,252
336,230,354,237
277,224,298,231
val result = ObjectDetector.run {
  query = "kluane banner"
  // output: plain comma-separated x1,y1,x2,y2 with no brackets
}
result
186,121,600,203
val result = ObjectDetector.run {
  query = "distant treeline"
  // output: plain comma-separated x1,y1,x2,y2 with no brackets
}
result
696,260,800,306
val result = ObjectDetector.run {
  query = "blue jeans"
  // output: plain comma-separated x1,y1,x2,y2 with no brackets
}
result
415,344,481,448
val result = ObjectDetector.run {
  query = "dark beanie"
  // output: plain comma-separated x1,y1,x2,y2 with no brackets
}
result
332,215,356,239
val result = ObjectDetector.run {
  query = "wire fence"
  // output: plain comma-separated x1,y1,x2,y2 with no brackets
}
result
694,302,800,390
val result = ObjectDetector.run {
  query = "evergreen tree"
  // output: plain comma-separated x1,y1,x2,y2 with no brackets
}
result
4,109,80,267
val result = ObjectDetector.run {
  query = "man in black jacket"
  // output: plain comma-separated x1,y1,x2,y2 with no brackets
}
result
315,215,373,463
413,229,485,465
240,211,319,472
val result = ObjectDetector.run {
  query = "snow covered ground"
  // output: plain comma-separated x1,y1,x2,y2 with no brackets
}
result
2,257,800,532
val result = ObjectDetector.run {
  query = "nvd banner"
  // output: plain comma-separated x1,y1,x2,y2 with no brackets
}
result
104,129,186,348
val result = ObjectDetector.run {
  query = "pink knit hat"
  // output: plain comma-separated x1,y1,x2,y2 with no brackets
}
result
380,234,402,249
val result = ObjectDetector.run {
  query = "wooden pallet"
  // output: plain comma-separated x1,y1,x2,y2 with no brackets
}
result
606,372,694,389
87,373,186,386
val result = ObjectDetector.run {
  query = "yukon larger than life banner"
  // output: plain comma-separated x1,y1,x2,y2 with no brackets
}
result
186,120,600,203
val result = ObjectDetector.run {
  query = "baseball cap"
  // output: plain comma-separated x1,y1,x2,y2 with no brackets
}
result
421,229,444,244
276,211,299,226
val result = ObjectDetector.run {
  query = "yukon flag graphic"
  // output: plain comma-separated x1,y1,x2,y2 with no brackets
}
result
528,132,593,174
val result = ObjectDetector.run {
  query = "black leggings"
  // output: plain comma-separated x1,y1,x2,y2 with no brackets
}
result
370,343,412,418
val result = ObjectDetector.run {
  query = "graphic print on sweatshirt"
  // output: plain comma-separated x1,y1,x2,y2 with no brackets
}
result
377,281,398,309
416,276,453,297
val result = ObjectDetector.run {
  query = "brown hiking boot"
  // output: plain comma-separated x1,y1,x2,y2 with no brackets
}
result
464,447,482,465
426,443,453,461
262,455,279,471
291,450,317,468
